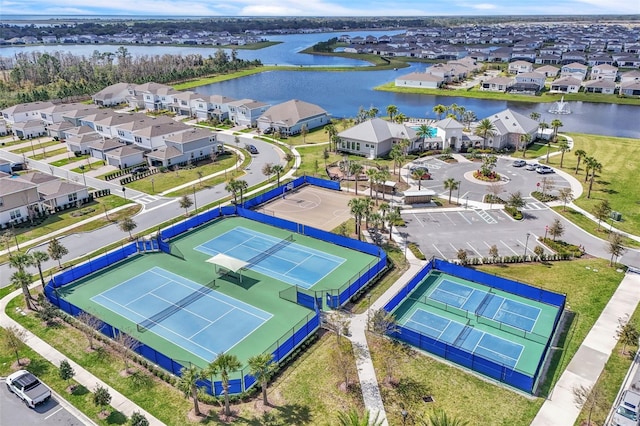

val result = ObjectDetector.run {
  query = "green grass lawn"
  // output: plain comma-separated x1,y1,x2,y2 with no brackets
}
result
49,154,90,167
541,133,640,236
10,139,61,154
523,142,561,159
28,147,69,160
553,206,640,249
70,161,105,173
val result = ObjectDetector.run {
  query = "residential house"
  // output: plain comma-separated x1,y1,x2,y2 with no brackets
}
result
0,175,41,227
508,60,534,74
132,121,190,150
92,82,131,107
0,119,8,136
1,101,54,124
620,70,640,85
104,145,146,169
256,99,330,136
481,76,515,92
620,81,640,97
395,72,443,89
583,79,616,94
39,103,99,125
550,76,582,93
114,115,177,146
336,118,418,158
481,109,539,150
88,137,125,161
141,85,180,111
590,64,618,81
12,120,46,139
18,172,90,211
200,94,237,121
61,106,105,127
168,91,201,117
146,127,222,167
561,62,588,80
511,72,546,93
488,47,512,62
536,65,560,78
535,54,562,65
64,126,103,154
227,99,270,127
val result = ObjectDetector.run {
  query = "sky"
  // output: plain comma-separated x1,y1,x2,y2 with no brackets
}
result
1,0,639,17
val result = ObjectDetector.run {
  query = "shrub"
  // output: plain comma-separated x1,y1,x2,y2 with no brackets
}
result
505,206,523,220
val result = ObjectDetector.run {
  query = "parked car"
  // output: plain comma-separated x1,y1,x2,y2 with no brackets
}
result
536,165,554,174
512,160,526,167
621,390,640,413
612,404,638,426
6,370,52,408
409,166,431,180
10,162,26,172
263,127,273,135
525,163,537,171
246,144,259,154
132,166,149,174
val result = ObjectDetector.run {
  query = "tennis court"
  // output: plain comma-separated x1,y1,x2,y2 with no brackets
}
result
91,267,271,362
405,309,523,368
195,226,345,289
427,279,541,332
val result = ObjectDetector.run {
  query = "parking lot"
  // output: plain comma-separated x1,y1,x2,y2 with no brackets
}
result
401,207,554,261
0,379,88,426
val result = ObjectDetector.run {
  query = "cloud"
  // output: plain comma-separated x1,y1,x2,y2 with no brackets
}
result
471,3,497,10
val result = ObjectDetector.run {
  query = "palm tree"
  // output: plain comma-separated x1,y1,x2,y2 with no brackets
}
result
29,251,49,290
11,270,33,310
444,178,460,204
411,167,427,190
367,106,379,118
271,164,285,186
349,162,364,195
348,197,368,241
538,121,549,140
389,144,403,175
363,197,375,230
377,168,390,201
177,365,204,417
386,104,398,121
461,110,477,131
474,118,496,149
247,353,277,407
574,149,587,174
530,112,541,122
9,251,31,273
551,118,563,141
587,159,602,199
386,208,401,240
583,156,595,182
366,168,378,199
558,139,570,168
336,408,383,426
324,123,337,151
416,124,433,150
520,133,532,158
419,410,469,426
207,352,242,417
395,113,407,123
432,104,447,120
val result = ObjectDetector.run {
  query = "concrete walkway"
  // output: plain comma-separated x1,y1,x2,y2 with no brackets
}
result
531,271,640,425
0,287,164,426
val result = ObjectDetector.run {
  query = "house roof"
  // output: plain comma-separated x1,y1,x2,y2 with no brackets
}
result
92,82,130,101
486,109,539,136
47,121,75,132
133,121,189,138
338,118,417,143
434,117,463,130
397,72,443,82
146,145,183,160
39,102,89,116
536,65,560,73
584,79,616,88
164,127,215,144
106,145,146,158
1,101,55,116
258,99,328,127
13,120,45,130
552,76,583,86
88,137,124,151
15,172,58,185
227,99,269,109
0,176,38,197
116,115,174,132
37,180,86,201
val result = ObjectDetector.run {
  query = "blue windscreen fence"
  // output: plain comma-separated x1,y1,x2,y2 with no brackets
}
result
44,176,368,396
382,258,566,394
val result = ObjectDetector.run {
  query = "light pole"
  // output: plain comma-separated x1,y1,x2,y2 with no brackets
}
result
544,225,548,240
465,195,469,209
524,232,531,258
193,185,197,214
151,177,155,194
122,187,126,200
457,181,461,205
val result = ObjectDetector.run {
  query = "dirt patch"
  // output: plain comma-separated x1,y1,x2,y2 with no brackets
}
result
11,359,31,370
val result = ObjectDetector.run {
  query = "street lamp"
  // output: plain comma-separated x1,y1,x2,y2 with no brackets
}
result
544,225,549,240
122,187,126,200
151,177,155,194
193,186,197,214
457,180,461,205
524,232,531,258
465,195,469,209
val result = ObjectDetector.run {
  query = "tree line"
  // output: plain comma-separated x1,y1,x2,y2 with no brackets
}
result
0,47,261,108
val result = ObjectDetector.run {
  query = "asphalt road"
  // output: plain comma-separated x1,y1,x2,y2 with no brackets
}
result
1,379,88,426
0,131,284,287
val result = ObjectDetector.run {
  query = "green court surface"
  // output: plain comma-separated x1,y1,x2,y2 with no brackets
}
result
392,271,561,376
58,217,378,370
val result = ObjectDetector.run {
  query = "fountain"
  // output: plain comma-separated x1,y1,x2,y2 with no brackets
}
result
549,96,571,114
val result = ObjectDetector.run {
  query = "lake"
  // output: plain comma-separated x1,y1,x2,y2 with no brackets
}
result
1,31,639,138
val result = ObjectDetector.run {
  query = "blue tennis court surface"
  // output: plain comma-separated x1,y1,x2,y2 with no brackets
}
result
428,279,541,332
405,309,523,368
195,226,345,289
91,267,271,362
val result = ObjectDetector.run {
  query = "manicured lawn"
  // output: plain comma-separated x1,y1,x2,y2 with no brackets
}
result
295,145,344,177
523,142,561,159
9,139,60,154
29,147,69,160
49,153,90,167
542,133,640,236
70,161,105,173
553,206,640,249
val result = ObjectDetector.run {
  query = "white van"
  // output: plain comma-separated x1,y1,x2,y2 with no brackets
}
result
621,390,640,413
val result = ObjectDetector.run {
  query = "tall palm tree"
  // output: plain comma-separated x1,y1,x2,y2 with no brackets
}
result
29,251,50,290
349,162,364,195
368,106,379,118
558,139,570,168
386,104,398,121
416,125,433,150
177,365,204,417
207,352,242,417
389,144,403,175
348,197,368,241
336,408,383,426
363,197,375,230
271,164,284,186
411,168,427,190
538,121,549,140
520,133,532,158
574,149,587,174
366,168,378,199
377,168,390,201
587,158,602,199
530,112,541,122
584,156,595,182
461,110,477,131
432,104,447,120
225,179,241,204
324,123,337,151
386,208,401,240
247,353,277,407
551,118,563,142
474,118,496,150
444,178,459,205
11,270,34,310
395,113,407,123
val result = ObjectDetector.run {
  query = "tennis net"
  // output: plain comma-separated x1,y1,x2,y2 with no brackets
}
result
137,280,216,333
242,234,294,270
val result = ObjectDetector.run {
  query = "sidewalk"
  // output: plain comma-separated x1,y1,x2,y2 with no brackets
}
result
531,271,640,426
0,287,164,426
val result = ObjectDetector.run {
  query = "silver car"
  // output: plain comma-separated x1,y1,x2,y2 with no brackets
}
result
612,404,638,426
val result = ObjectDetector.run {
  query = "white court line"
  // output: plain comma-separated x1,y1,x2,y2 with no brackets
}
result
477,337,523,365
405,318,444,338
491,297,507,321
457,211,472,224
500,240,519,255
44,407,64,420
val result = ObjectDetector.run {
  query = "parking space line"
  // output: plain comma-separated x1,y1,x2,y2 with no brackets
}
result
458,211,472,224
500,240,519,255
432,244,447,259
45,407,64,420
444,213,456,225
467,242,483,257
411,213,425,227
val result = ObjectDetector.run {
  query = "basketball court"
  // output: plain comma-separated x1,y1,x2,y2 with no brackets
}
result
258,185,353,231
